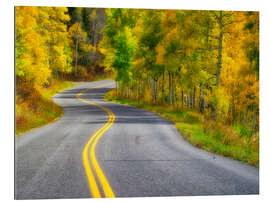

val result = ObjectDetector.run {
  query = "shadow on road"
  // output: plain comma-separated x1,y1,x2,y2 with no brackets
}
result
54,86,172,125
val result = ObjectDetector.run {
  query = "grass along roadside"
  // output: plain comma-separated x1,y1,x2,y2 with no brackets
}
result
16,80,76,135
104,90,259,167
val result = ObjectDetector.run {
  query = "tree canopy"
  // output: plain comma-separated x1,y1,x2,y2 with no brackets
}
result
16,7,259,133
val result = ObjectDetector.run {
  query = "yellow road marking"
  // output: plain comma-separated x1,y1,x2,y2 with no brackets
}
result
90,107,115,198
77,83,115,198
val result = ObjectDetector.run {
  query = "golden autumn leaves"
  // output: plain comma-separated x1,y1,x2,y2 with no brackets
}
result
15,7,259,131
99,9,259,130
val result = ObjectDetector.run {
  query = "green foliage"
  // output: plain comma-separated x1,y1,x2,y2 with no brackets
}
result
100,9,136,83
234,124,252,138
100,8,259,133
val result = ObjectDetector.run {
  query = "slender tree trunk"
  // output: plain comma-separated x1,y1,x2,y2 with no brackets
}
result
127,82,130,99
186,94,189,108
212,10,224,121
245,106,249,124
221,111,224,123
162,72,165,103
216,10,223,87
232,96,236,124
138,79,141,102
75,37,79,76
170,73,173,105
53,70,59,80
185,94,187,108
153,78,156,102
147,75,151,90
92,15,98,65
136,79,139,101
252,110,257,133
199,83,203,113
116,81,118,97
239,112,243,124
140,79,143,102
187,92,190,108
121,85,124,97
193,86,196,109
151,78,154,102
170,74,173,105
182,90,184,110
168,72,172,105
171,74,174,105
155,78,158,103
172,74,176,105
190,92,193,109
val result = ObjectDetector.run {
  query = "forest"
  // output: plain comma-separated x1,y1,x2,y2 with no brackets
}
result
15,7,259,165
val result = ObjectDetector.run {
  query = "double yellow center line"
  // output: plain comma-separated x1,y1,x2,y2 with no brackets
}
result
76,83,115,198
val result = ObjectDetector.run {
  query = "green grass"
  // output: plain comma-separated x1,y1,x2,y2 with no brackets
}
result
104,90,259,167
16,81,76,135
42,81,76,99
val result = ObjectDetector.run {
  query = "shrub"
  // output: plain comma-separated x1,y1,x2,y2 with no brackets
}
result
234,124,252,138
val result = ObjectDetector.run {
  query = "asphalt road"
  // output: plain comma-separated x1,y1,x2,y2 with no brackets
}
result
15,80,259,199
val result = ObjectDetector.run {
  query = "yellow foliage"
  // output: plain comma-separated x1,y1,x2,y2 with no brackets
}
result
16,6,51,90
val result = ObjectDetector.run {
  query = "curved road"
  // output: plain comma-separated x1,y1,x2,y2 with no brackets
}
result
15,80,259,199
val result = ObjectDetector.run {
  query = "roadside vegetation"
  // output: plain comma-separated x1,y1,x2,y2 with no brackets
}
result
100,9,259,167
16,80,75,135
15,7,112,134
105,90,259,167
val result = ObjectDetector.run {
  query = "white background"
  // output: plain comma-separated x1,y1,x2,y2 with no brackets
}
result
1,0,269,202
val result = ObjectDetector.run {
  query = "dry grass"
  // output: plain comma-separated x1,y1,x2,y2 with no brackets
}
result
15,80,76,135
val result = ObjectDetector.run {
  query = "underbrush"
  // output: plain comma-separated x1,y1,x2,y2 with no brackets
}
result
16,80,76,135
62,67,114,82
104,90,259,167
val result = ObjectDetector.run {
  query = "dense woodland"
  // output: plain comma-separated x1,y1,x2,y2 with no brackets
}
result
16,7,259,152
16,7,107,86
101,9,259,133
15,7,108,133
